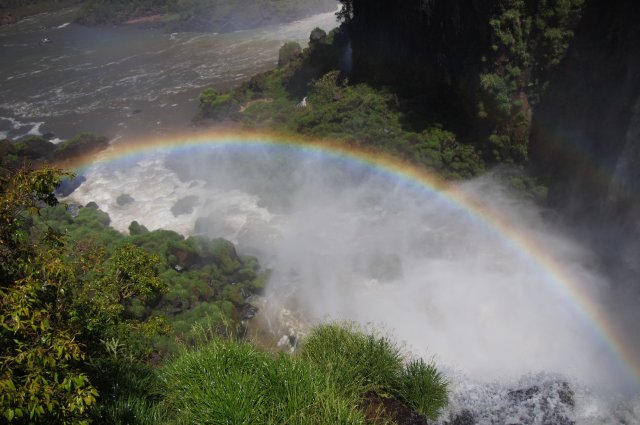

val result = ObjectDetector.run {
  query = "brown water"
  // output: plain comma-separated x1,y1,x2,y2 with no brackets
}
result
0,6,338,141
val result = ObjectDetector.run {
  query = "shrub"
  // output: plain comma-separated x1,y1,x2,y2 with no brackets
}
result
159,323,448,422
160,338,272,424
278,42,303,68
396,358,448,420
300,323,404,397
160,333,368,424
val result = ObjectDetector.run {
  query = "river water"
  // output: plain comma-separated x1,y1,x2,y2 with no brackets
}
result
0,6,338,141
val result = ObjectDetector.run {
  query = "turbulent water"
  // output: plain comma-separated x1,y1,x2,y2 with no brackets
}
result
66,145,640,423
0,6,338,140
3,6,640,425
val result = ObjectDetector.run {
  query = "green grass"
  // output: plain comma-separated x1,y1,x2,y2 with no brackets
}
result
160,334,368,424
158,323,448,423
300,323,404,398
396,358,449,420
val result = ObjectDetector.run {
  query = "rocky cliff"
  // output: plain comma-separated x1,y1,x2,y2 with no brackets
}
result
529,0,640,272
341,0,584,163
340,0,640,269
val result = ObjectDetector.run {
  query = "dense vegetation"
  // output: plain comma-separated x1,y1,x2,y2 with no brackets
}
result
197,28,486,180
0,165,448,423
196,0,584,190
0,133,109,172
332,0,585,164
160,323,447,424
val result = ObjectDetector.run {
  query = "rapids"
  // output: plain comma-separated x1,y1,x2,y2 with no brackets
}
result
0,6,338,140
65,142,640,424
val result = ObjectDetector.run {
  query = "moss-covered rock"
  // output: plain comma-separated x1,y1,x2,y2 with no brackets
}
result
53,132,109,160
278,41,303,68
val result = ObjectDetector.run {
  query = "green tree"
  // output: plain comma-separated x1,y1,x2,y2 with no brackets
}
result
0,167,98,423
0,166,167,423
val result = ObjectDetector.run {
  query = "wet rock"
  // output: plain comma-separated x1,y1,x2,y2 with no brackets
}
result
276,333,298,352
309,27,327,45
129,220,149,235
449,410,475,425
55,175,86,197
14,136,55,160
240,287,253,299
116,193,135,206
361,392,428,425
53,133,109,160
171,195,199,216
238,303,258,320
442,376,576,425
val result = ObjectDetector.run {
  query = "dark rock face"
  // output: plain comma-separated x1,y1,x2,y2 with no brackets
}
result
342,0,584,162
348,0,492,91
531,0,640,214
238,303,258,320
529,0,640,273
347,0,493,132
360,391,428,425
450,409,475,425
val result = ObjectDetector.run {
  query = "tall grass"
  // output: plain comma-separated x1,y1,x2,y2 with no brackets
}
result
160,336,366,424
158,323,448,423
89,360,168,424
396,358,449,420
300,323,404,397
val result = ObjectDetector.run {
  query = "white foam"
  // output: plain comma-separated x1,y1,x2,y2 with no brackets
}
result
65,148,639,396
27,122,44,136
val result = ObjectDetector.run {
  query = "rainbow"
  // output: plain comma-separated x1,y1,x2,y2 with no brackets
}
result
57,129,640,391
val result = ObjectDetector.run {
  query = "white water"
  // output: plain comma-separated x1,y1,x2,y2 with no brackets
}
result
65,145,640,423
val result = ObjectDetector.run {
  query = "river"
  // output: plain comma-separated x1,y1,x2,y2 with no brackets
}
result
0,6,338,141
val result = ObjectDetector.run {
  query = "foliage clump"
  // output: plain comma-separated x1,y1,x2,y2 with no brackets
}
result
0,167,99,423
197,28,485,179
0,167,166,423
479,0,585,162
0,165,268,422
160,323,448,423
278,41,303,68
